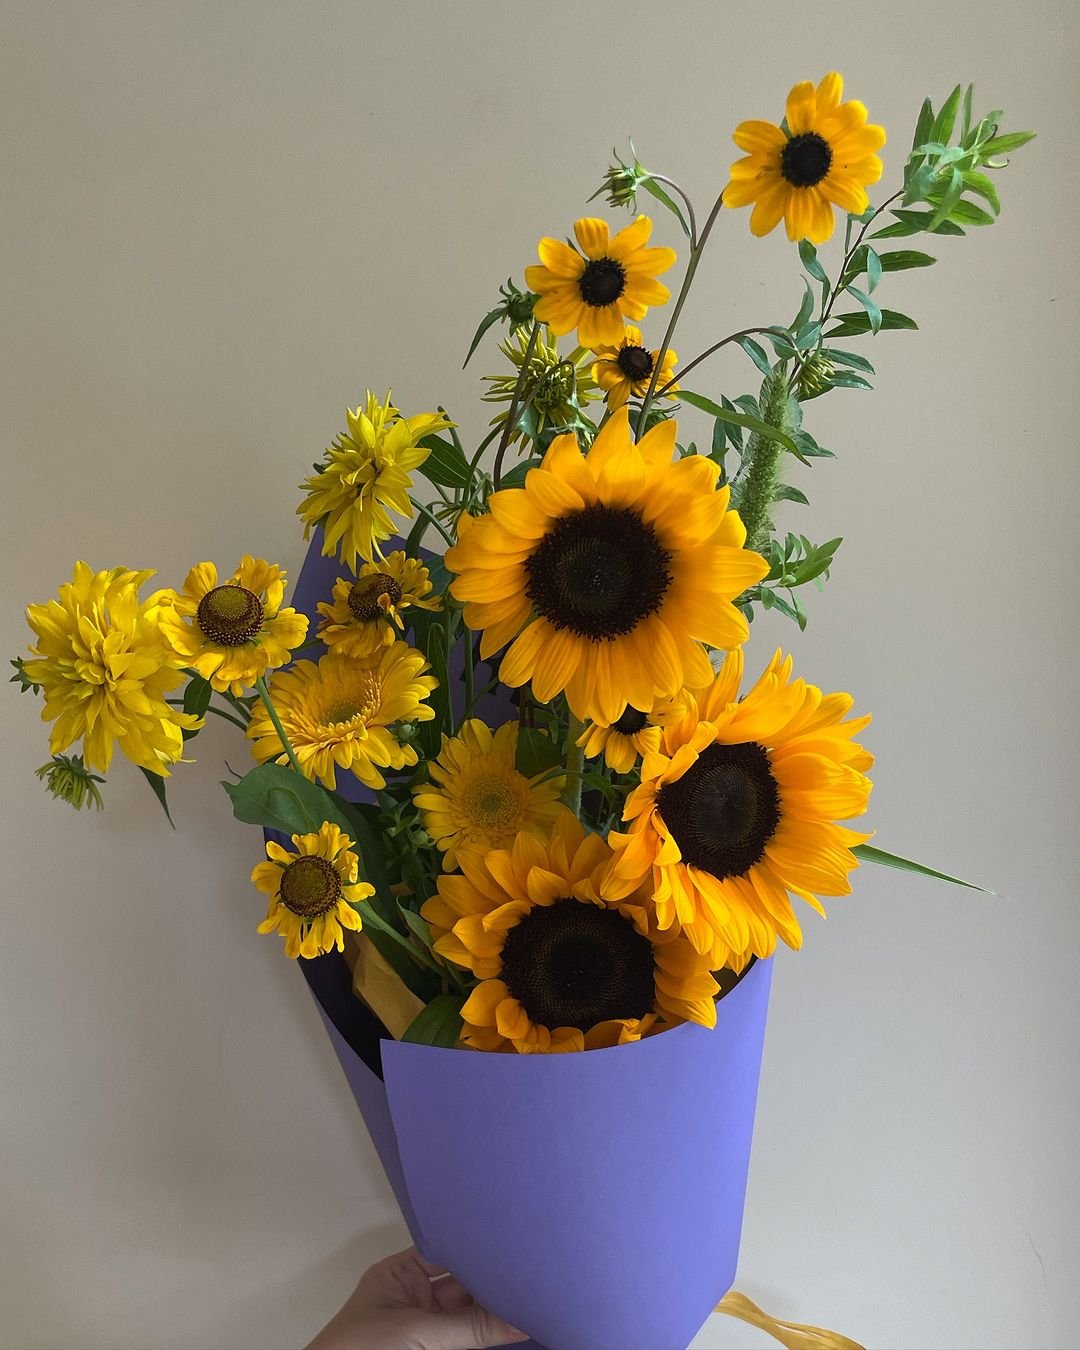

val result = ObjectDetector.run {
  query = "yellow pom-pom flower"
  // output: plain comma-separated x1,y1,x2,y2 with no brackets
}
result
23,562,198,776
525,216,676,349
591,324,679,410
157,556,308,697
604,649,874,970
298,390,454,571
316,552,441,660
421,809,720,1053
446,406,769,726
252,821,375,959
724,72,886,244
246,645,436,791
412,719,565,872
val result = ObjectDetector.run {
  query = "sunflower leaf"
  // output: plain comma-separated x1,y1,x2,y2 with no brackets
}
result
419,434,472,490
401,994,466,1047
853,843,993,893
679,390,799,456
515,726,563,778
641,177,692,238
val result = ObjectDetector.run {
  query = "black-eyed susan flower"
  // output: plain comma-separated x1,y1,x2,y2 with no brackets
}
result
411,719,565,872
158,557,308,697
576,689,695,775
316,552,440,661
481,326,599,445
525,216,676,349
725,72,886,244
421,809,720,1054
246,645,436,791
604,648,873,970
446,406,769,727
591,325,679,410
298,391,454,571
23,563,199,776
252,821,375,959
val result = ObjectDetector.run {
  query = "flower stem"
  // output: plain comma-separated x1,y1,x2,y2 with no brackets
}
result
492,320,540,488
657,326,793,396
360,904,453,981
648,174,699,247
562,713,585,817
408,497,455,549
254,674,303,775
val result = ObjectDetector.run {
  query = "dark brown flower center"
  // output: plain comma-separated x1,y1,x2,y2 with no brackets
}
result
616,344,654,382
578,257,626,308
656,741,781,880
348,572,402,622
613,706,649,735
196,584,264,646
279,855,342,920
780,132,833,188
524,504,672,641
501,899,655,1032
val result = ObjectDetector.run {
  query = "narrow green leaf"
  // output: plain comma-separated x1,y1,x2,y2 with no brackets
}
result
877,250,937,272
960,84,974,141
830,371,873,391
928,166,964,231
911,96,934,153
642,177,692,238
791,430,835,459
962,170,1001,215
790,279,815,333
736,335,773,376
140,767,175,827
798,238,828,283
398,905,433,947
679,391,799,456
979,130,1036,156
846,285,883,334
824,309,918,339
853,843,992,892
865,247,882,294
773,483,809,506
820,346,875,373
463,307,505,369
930,84,963,145
180,673,214,740
948,199,995,227
401,994,466,1047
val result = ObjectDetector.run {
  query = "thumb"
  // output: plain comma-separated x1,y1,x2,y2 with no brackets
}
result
406,1302,529,1350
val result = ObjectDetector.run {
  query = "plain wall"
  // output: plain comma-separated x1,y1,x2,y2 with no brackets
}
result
2,3,1077,1347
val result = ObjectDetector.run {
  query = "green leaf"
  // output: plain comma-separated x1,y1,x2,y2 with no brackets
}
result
773,483,809,506
820,346,875,373
865,247,882,294
642,177,692,238
928,166,965,230
824,309,918,339
223,761,331,835
140,767,175,827
798,238,829,284
930,84,963,146
791,430,835,459
398,905,433,947
794,321,822,351
419,619,451,756
872,208,966,238
790,279,815,333
911,96,934,154
463,307,506,368
853,843,992,892
846,285,883,334
877,250,937,272
419,434,472,490
401,994,466,1047
960,84,974,141
979,130,1036,157
736,335,773,376
962,170,1001,215
829,371,873,391
515,726,563,777
791,537,842,585
679,390,799,456
180,672,214,739
948,199,995,227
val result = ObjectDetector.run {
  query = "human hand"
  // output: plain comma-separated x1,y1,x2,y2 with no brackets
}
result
305,1246,529,1350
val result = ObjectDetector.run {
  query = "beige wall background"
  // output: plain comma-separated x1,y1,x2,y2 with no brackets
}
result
2,3,1078,1347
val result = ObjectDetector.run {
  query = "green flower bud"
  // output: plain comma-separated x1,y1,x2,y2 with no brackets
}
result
590,143,651,211
35,753,105,811
796,352,836,401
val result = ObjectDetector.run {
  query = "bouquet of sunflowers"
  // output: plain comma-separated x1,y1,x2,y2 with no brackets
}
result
14,74,1032,1350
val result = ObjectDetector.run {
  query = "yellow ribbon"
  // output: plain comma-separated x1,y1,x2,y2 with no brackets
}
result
716,1290,865,1350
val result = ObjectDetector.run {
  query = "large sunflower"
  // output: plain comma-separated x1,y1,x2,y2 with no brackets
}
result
446,406,769,726
298,391,453,571
591,324,679,410
316,551,440,660
251,821,374,959
246,644,436,790
725,72,886,244
604,648,874,969
421,809,720,1054
158,556,308,696
525,216,676,349
412,719,565,871
23,563,198,775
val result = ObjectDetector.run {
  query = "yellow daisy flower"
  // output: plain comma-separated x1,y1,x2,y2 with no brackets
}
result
591,324,679,410
412,719,564,872
157,556,308,697
251,821,375,959
421,809,720,1054
604,648,874,970
525,215,676,349
316,552,441,660
23,562,198,776
246,644,436,791
725,72,886,244
298,390,454,571
446,406,769,727
576,689,694,775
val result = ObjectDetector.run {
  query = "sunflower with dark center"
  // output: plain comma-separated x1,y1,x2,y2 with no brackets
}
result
724,71,886,244
317,551,441,660
604,647,874,970
251,821,374,959
591,323,680,410
157,556,309,696
525,215,676,349
577,689,695,775
446,405,769,726
421,809,720,1053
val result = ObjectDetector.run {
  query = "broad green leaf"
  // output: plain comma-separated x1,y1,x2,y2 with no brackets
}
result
773,483,809,506
420,434,473,490
962,170,1001,215
736,335,773,376
853,843,992,892
515,726,563,778
401,994,466,1047
498,456,543,490
824,309,918,339
181,673,214,740
679,390,799,456
794,321,823,351
798,238,829,283
642,177,692,238
140,767,175,827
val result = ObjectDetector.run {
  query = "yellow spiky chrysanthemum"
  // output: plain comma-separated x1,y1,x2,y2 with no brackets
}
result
725,72,886,244
246,645,436,791
157,556,308,697
298,391,454,571
23,563,199,776
591,324,679,410
446,406,769,726
251,821,375,959
316,552,441,660
604,648,874,970
422,809,720,1054
412,719,565,872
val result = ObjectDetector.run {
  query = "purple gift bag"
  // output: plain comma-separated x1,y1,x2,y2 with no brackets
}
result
286,532,774,1350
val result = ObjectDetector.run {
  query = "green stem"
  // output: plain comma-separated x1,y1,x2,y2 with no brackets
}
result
462,628,475,726
360,905,453,980
409,497,455,549
254,675,303,775
168,699,249,732
492,320,540,488
562,714,585,817
656,326,793,397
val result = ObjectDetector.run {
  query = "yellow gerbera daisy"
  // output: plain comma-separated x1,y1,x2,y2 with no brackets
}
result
157,556,309,697
525,216,676,349
246,644,436,790
725,72,886,244
316,552,441,660
446,406,769,726
604,648,874,969
251,821,375,959
298,390,454,571
23,562,198,776
412,719,564,872
576,689,694,775
591,325,679,410
421,809,720,1054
